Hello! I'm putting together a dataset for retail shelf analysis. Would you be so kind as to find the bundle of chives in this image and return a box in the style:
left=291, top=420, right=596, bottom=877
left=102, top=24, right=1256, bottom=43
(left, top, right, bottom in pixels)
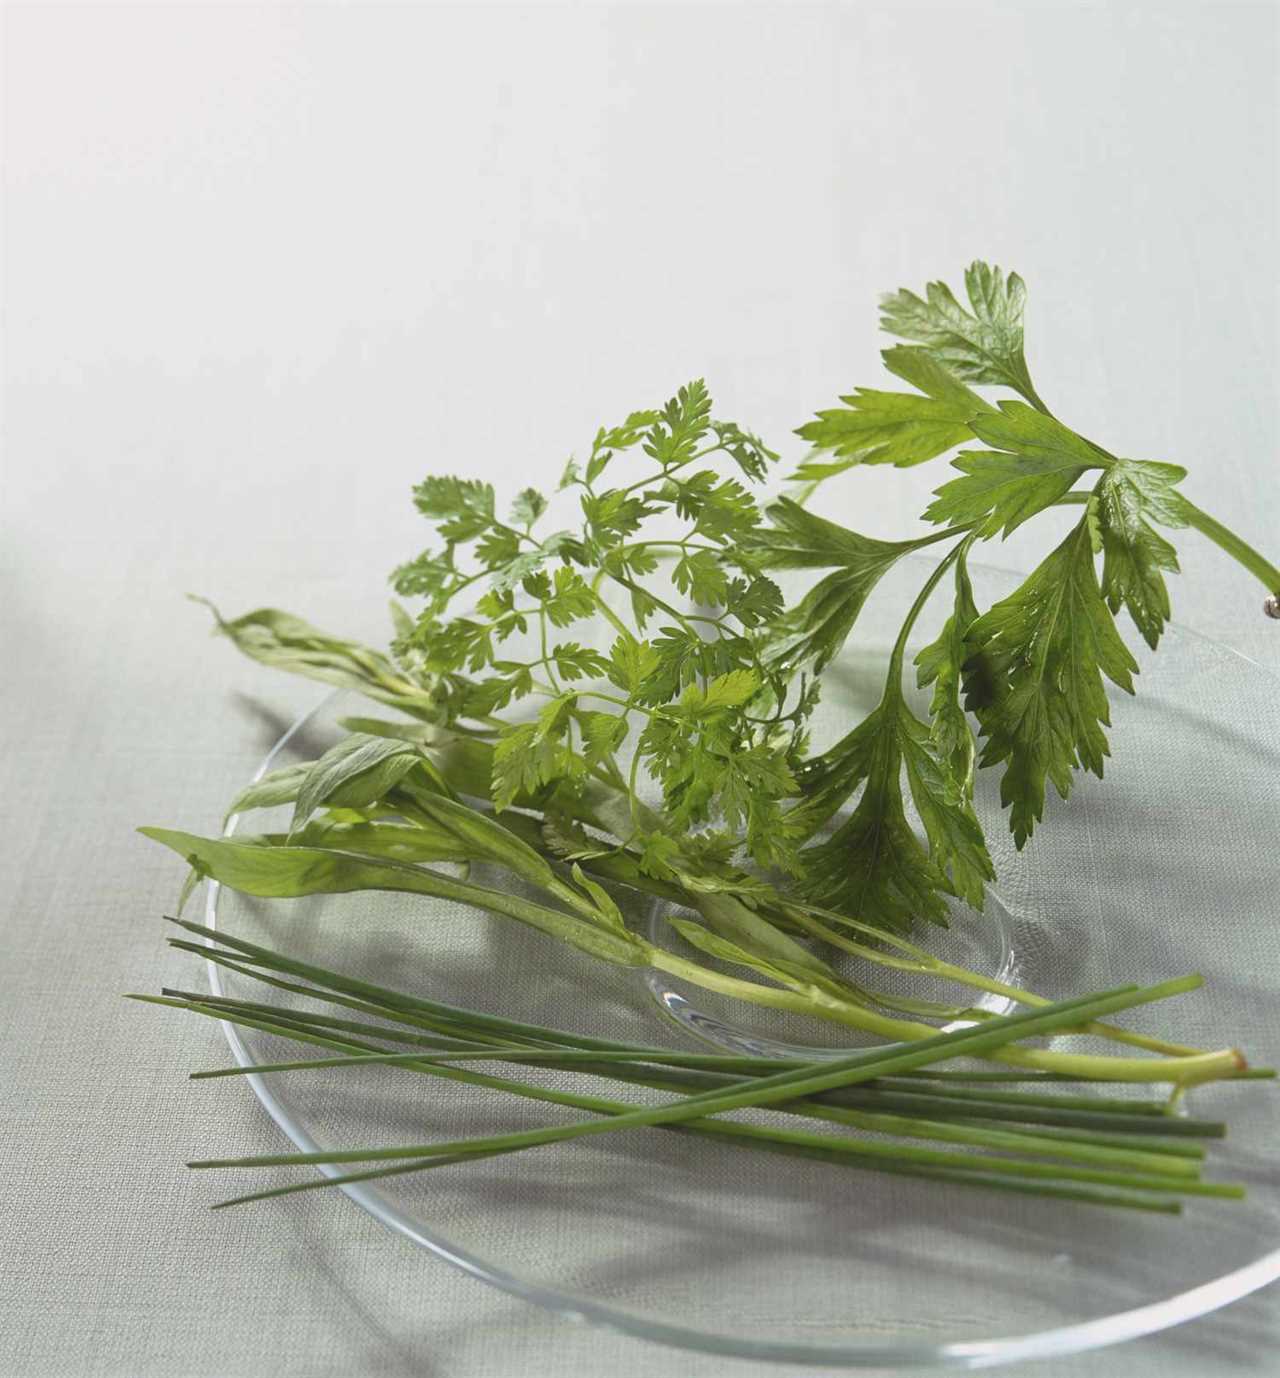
left=129, top=919, right=1261, bottom=1216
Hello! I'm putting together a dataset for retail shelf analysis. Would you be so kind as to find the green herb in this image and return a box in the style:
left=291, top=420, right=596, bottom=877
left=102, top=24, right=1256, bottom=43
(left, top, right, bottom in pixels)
left=133, top=922, right=1254, bottom=1214
left=140, top=263, right=1277, bottom=1191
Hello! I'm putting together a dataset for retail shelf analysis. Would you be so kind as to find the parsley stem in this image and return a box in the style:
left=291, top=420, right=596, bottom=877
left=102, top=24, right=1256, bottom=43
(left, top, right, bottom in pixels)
left=888, top=537, right=971, bottom=677
left=1179, top=497, right=1280, bottom=596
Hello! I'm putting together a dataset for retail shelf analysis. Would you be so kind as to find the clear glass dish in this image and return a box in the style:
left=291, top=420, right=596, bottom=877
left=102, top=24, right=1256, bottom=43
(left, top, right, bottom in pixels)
left=202, top=559, right=1280, bottom=1367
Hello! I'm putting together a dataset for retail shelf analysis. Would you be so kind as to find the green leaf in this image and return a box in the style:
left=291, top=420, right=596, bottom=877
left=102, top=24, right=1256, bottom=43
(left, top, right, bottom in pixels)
left=794, top=347, right=994, bottom=474
left=880, top=261, right=1037, bottom=400
left=925, top=403, right=1103, bottom=537
left=138, top=828, right=644, bottom=966
left=581, top=711, right=629, bottom=766
left=550, top=642, right=609, bottom=682
left=643, top=380, right=713, bottom=469
left=492, top=716, right=579, bottom=812
left=191, top=600, right=433, bottom=720
left=543, top=567, right=597, bottom=628
left=605, top=636, right=659, bottom=695
left=672, top=549, right=730, bottom=606
left=897, top=707, right=993, bottom=910
left=748, top=497, right=922, bottom=571
left=403, top=790, right=564, bottom=893
left=223, top=763, right=313, bottom=822
left=581, top=490, right=661, bottom=546
left=749, top=501, right=945, bottom=670
left=710, top=419, right=778, bottom=482
left=336, top=716, right=435, bottom=744
left=665, top=917, right=843, bottom=996
left=914, top=553, right=980, bottom=796
left=511, top=488, right=548, bottom=527
left=267, top=819, right=478, bottom=865
left=965, top=520, right=1139, bottom=847
left=724, top=576, right=784, bottom=628
left=289, top=734, right=428, bottom=836
left=570, top=863, right=627, bottom=933
left=474, top=528, right=522, bottom=568
left=412, top=476, right=496, bottom=542
left=1094, top=460, right=1187, bottom=649
left=682, top=668, right=759, bottom=713
left=792, top=689, right=990, bottom=933
left=390, top=549, right=454, bottom=603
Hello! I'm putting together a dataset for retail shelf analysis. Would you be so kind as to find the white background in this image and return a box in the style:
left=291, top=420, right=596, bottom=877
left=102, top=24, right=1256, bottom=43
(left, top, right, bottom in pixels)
left=3, top=3, right=1277, bottom=1376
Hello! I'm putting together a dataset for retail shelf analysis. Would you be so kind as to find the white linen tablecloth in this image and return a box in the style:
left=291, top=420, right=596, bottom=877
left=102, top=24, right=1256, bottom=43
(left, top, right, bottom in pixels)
left=3, top=4, right=1277, bottom=1375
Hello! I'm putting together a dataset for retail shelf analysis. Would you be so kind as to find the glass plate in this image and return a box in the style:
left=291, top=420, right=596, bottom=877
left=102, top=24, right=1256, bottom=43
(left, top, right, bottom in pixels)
left=202, top=559, right=1280, bottom=1368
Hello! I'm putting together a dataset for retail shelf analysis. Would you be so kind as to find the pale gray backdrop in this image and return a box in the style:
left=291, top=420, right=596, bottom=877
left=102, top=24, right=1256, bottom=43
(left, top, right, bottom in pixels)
left=2, top=2, right=1277, bottom=1376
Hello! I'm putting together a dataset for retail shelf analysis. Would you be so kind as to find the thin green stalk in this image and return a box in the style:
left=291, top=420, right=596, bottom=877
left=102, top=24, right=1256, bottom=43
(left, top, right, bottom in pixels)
left=209, top=1134, right=1185, bottom=1216
left=186, top=979, right=1210, bottom=1170
left=1180, top=496, right=1280, bottom=595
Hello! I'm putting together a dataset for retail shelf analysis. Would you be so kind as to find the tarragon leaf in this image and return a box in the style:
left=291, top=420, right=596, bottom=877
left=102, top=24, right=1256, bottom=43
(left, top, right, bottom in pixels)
left=139, top=827, right=644, bottom=966
left=191, top=600, right=433, bottom=720
left=222, top=762, right=313, bottom=823
left=880, top=260, right=1037, bottom=401
left=964, top=520, right=1139, bottom=846
left=289, top=734, right=430, bottom=837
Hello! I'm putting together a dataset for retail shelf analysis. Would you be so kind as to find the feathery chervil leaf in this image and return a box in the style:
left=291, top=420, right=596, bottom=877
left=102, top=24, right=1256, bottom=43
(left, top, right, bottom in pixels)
left=1094, top=459, right=1188, bottom=649
left=925, top=402, right=1103, bottom=537
left=964, top=520, right=1139, bottom=847
left=794, top=347, right=995, bottom=476
left=644, top=379, right=713, bottom=468
left=580, top=711, right=628, bottom=766
left=411, top=476, right=496, bottom=542
left=510, top=488, right=547, bottom=527
left=880, top=261, right=1037, bottom=401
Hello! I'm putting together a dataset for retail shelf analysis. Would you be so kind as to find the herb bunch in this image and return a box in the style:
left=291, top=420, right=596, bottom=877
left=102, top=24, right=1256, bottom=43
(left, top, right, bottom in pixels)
left=144, top=262, right=1279, bottom=1083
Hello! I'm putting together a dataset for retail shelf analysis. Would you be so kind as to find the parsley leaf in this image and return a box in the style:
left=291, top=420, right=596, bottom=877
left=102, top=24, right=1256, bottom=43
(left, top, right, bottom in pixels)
left=749, top=498, right=950, bottom=669
left=925, top=402, right=1103, bottom=537
left=794, top=346, right=995, bottom=477
left=1094, top=459, right=1188, bottom=648
left=794, top=686, right=989, bottom=931
left=964, top=519, right=1139, bottom=846
left=880, top=261, right=1039, bottom=402
left=914, top=550, right=980, bottom=795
